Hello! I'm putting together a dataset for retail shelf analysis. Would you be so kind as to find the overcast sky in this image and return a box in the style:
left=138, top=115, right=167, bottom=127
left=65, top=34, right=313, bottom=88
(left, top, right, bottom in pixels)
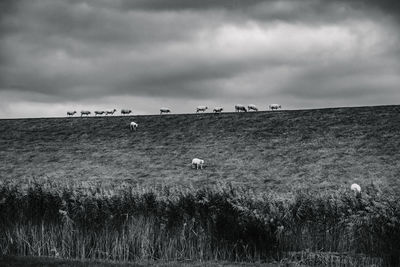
left=1, top=0, right=399, bottom=118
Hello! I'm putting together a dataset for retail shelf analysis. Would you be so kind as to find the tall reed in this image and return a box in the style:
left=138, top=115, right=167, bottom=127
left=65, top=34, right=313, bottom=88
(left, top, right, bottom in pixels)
left=0, top=179, right=399, bottom=265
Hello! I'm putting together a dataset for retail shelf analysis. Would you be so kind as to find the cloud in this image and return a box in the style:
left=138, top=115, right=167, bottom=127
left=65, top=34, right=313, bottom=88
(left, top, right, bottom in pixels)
left=0, top=0, right=399, bottom=118
left=113, top=0, right=400, bottom=24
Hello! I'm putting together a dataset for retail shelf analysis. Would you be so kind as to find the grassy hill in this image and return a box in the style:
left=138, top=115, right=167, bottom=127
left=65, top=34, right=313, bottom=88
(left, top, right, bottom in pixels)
left=1, top=105, right=400, bottom=193
left=2, top=105, right=400, bottom=265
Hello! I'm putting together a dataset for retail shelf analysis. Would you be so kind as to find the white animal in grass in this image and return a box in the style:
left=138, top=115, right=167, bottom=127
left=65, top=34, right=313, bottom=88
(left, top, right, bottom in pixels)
left=94, top=111, right=105, bottom=116
left=191, top=158, right=204, bottom=169
left=160, top=108, right=171, bottom=114
left=248, top=104, right=258, bottom=111
left=130, top=121, right=138, bottom=131
left=121, top=109, right=132, bottom=115
left=213, top=107, right=223, bottom=113
left=105, top=109, right=117, bottom=115
left=67, top=111, right=76, bottom=116
left=196, top=106, right=208, bottom=113
left=80, top=111, right=91, bottom=116
left=269, top=104, right=282, bottom=110
left=235, top=104, right=247, bottom=112
left=351, top=183, right=361, bottom=194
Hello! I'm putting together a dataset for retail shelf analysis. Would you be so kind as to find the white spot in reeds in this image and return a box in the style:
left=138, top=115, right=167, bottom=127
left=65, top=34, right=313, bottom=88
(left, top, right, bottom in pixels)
left=58, top=209, right=68, bottom=216
left=50, top=248, right=60, bottom=257
left=350, top=183, right=361, bottom=195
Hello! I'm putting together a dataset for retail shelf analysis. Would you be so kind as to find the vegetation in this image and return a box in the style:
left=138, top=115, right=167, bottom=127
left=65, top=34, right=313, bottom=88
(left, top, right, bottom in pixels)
left=1, top=105, right=400, bottom=193
left=1, top=105, right=400, bottom=265
left=0, top=179, right=399, bottom=266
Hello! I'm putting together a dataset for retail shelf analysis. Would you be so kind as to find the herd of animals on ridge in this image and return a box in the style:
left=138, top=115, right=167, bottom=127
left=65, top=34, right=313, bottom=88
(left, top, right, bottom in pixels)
left=66, top=104, right=282, bottom=117
left=65, top=102, right=362, bottom=193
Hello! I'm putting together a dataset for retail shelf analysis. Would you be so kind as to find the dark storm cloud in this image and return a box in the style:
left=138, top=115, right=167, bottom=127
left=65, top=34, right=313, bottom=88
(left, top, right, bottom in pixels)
left=0, top=0, right=400, bottom=118
left=116, top=0, right=400, bottom=22
left=116, top=0, right=400, bottom=14
left=281, top=60, right=400, bottom=100
left=337, top=0, right=400, bottom=20
left=116, top=0, right=266, bottom=11
left=0, top=0, right=20, bottom=24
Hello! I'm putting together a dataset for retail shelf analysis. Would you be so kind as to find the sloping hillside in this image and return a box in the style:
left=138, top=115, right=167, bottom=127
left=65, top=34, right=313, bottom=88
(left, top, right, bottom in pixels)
left=1, top=105, right=400, bottom=193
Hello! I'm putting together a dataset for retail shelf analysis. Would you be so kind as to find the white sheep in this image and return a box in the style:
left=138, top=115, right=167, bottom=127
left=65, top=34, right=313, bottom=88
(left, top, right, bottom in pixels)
left=269, top=104, right=282, bottom=110
left=67, top=111, right=76, bottom=116
left=213, top=107, right=223, bottom=113
left=350, top=183, right=361, bottom=194
left=80, top=111, right=91, bottom=116
left=248, top=104, right=258, bottom=111
left=130, top=121, right=138, bottom=131
left=105, top=109, right=117, bottom=115
left=191, top=158, right=204, bottom=169
left=196, top=106, right=208, bottom=113
left=94, top=111, right=105, bottom=116
left=160, top=108, right=171, bottom=114
left=121, top=109, right=132, bottom=115
left=235, top=104, right=247, bottom=112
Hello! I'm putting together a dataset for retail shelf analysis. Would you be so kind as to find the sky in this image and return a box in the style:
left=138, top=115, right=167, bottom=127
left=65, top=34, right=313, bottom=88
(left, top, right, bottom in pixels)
left=0, top=0, right=399, bottom=118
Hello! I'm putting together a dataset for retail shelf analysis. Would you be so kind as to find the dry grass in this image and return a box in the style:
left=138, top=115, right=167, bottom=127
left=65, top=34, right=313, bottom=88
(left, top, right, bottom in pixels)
left=1, top=105, right=400, bottom=266
left=1, top=105, right=400, bottom=193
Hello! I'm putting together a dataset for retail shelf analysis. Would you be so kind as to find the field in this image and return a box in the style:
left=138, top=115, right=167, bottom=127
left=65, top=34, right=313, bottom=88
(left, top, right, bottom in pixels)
left=1, top=105, right=400, bottom=266
left=1, top=105, right=400, bottom=192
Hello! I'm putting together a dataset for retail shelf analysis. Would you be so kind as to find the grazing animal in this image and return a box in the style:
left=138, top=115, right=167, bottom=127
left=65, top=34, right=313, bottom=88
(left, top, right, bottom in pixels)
left=196, top=106, right=208, bottom=113
left=248, top=104, right=258, bottom=111
left=67, top=111, right=76, bottom=116
left=80, top=111, right=91, bottom=116
left=351, top=183, right=361, bottom=194
left=235, top=104, right=247, bottom=112
left=121, top=109, right=132, bottom=115
left=130, top=121, right=138, bottom=131
left=269, top=104, right=282, bottom=110
left=94, top=111, right=105, bottom=116
left=213, top=107, right=223, bottom=113
left=160, top=108, right=171, bottom=115
left=105, top=109, right=117, bottom=115
left=191, top=158, right=204, bottom=169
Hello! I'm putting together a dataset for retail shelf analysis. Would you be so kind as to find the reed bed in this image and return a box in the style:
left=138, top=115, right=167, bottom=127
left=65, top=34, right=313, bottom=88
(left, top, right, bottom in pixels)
left=0, top=179, right=399, bottom=266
